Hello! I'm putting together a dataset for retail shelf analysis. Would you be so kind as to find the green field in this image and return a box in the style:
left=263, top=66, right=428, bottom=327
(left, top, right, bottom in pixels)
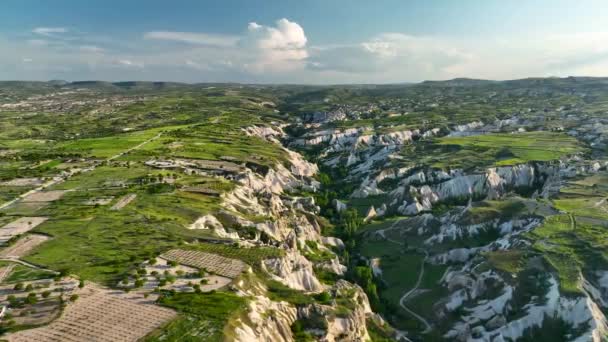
left=146, top=291, right=248, bottom=342
left=399, top=131, right=585, bottom=170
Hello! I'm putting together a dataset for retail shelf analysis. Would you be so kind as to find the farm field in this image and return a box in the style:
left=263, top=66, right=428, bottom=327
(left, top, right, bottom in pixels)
left=6, top=283, right=177, bottom=342
left=399, top=131, right=585, bottom=170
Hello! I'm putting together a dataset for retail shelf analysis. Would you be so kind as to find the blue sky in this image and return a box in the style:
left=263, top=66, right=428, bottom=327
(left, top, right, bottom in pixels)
left=2, top=0, right=608, bottom=83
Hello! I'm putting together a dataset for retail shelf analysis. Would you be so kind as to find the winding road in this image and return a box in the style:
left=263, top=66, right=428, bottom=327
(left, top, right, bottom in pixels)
left=398, top=249, right=432, bottom=334
left=376, top=218, right=433, bottom=334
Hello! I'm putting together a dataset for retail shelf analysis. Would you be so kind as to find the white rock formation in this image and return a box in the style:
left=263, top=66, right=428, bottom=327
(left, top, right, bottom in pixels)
left=263, top=250, right=324, bottom=293
left=232, top=296, right=297, bottom=342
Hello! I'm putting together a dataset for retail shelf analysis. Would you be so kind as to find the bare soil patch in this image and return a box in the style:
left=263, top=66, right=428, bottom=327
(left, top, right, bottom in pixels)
left=22, top=191, right=66, bottom=203
left=0, top=234, right=50, bottom=258
left=1, top=178, right=44, bottom=187
left=0, top=218, right=48, bottom=244
left=111, top=194, right=137, bottom=210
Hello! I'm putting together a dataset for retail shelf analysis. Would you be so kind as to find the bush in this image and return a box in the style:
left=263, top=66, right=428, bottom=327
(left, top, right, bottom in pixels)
left=26, top=293, right=37, bottom=305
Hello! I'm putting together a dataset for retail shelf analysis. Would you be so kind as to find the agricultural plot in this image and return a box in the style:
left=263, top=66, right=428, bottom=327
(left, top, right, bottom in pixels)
left=5, top=297, right=62, bottom=328
left=0, top=202, right=49, bottom=216
left=22, top=190, right=66, bottom=203
left=126, top=121, right=289, bottom=167
left=0, top=234, right=50, bottom=258
left=110, top=194, right=137, bottom=210
left=0, top=217, right=47, bottom=244
left=130, top=257, right=231, bottom=293
left=400, top=131, right=585, bottom=170
left=3, top=264, right=56, bottom=283
left=1, top=178, right=43, bottom=187
left=0, top=277, right=78, bottom=330
left=6, top=283, right=177, bottom=342
left=84, top=196, right=114, bottom=206
left=161, top=249, right=249, bottom=278
left=54, top=126, right=171, bottom=159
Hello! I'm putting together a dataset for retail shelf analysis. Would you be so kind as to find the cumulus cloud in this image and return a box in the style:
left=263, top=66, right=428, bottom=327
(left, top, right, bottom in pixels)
left=243, top=18, right=308, bottom=73
left=7, top=22, right=608, bottom=83
left=144, top=31, right=239, bottom=47
left=32, top=27, right=68, bottom=36
left=143, top=18, right=309, bottom=74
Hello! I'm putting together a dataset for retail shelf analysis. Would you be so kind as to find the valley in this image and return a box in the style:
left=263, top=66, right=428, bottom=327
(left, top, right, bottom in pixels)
left=0, top=78, right=608, bottom=341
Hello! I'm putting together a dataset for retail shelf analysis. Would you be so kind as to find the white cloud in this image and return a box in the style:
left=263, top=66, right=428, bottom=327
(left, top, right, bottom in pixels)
left=6, top=22, right=608, bottom=83
left=80, top=45, right=105, bottom=53
left=32, top=27, right=68, bottom=36
left=115, top=59, right=144, bottom=68
left=307, top=33, right=472, bottom=82
left=144, top=18, right=309, bottom=74
left=144, top=31, right=239, bottom=47
left=243, top=18, right=308, bottom=73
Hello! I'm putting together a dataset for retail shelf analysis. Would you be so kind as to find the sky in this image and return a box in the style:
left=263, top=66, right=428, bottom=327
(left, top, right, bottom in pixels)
left=2, top=0, right=608, bottom=84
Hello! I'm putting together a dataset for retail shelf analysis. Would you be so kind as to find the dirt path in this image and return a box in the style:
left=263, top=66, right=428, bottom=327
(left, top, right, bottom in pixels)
left=0, top=264, right=15, bottom=283
left=398, top=249, right=432, bottom=334
left=106, top=132, right=162, bottom=162
left=0, top=132, right=162, bottom=211
left=569, top=213, right=576, bottom=230
left=378, top=221, right=433, bottom=334
left=0, top=258, right=58, bottom=274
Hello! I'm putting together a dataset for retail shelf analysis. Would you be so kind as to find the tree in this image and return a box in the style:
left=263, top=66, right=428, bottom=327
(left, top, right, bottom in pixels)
left=26, top=293, right=37, bottom=305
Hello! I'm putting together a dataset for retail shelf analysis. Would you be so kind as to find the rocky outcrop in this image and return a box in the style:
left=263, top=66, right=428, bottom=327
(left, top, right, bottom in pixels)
left=263, top=249, right=324, bottom=293
left=297, top=280, right=372, bottom=342
left=227, top=125, right=374, bottom=340
left=445, top=276, right=608, bottom=342
left=232, top=296, right=297, bottom=342
left=188, top=214, right=239, bottom=239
